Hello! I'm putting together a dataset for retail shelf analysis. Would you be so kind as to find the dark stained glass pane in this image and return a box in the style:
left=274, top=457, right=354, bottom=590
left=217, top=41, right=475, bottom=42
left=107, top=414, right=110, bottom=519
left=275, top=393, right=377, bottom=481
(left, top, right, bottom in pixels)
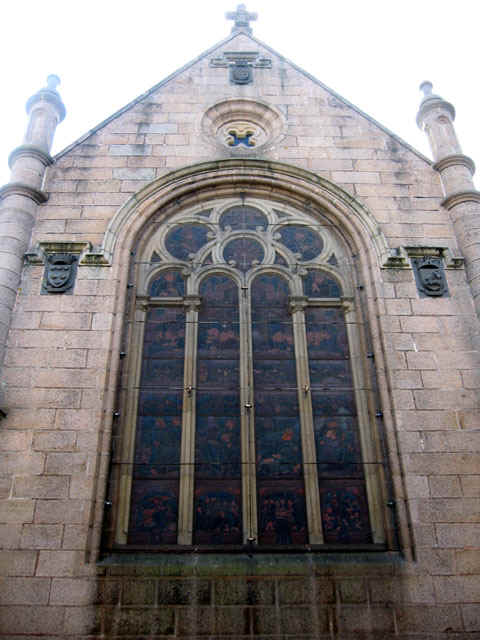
left=314, top=416, right=362, bottom=477
left=200, top=274, right=239, bottom=305
left=143, top=307, right=185, bottom=358
left=311, top=392, right=356, bottom=417
left=304, top=270, right=341, bottom=298
left=251, top=273, right=307, bottom=545
left=128, top=305, right=185, bottom=545
left=274, top=252, right=288, bottom=267
left=194, top=482, right=242, bottom=544
left=220, top=205, right=268, bottom=231
left=197, top=359, right=239, bottom=389
left=141, top=359, right=184, bottom=388
left=251, top=273, right=290, bottom=308
left=258, top=482, right=307, bottom=545
left=308, top=360, right=353, bottom=388
left=194, top=275, right=242, bottom=544
left=278, top=225, right=324, bottom=260
left=165, top=223, right=210, bottom=260
left=133, top=416, right=181, bottom=478
left=196, top=391, right=241, bottom=417
left=128, top=480, right=179, bottom=545
left=306, top=305, right=372, bottom=542
left=149, top=269, right=185, bottom=297
left=256, top=417, right=302, bottom=477
left=320, top=481, right=372, bottom=544
left=196, top=416, right=241, bottom=478
left=304, top=308, right=349, bottom=359
left=224, top=237, right=264, bottom=272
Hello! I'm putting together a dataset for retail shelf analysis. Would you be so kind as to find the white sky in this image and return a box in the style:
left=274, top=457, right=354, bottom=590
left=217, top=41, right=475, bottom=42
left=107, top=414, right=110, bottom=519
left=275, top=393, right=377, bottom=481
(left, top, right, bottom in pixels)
left=1, top=0, right=478, bottom=186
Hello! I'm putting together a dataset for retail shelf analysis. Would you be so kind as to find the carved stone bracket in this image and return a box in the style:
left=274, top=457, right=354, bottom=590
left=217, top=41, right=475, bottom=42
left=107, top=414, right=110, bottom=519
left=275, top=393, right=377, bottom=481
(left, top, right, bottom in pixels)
left=381, top=245, right=464, bottom=270
left=24, top=241, right=112, bottom=296
left=25, top=241, right=110, bottom=267
left=210, top=51, right=272, bottom=85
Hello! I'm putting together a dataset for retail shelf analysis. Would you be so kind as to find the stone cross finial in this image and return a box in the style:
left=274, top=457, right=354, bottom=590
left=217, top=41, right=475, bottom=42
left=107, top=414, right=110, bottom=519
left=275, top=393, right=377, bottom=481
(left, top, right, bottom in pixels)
left=226, top=4, right=257, bottom=35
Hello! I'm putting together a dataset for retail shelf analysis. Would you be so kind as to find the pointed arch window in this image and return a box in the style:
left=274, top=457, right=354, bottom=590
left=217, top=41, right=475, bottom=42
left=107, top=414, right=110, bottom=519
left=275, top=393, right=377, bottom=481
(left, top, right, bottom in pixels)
left=110, top=199, right=387, bottom=548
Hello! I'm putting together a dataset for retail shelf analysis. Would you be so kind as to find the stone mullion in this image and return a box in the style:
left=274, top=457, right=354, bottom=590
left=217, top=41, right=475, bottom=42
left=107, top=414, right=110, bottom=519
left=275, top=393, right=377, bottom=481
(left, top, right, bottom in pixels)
left=177, top=297, right=201, bottom=545
left=115, top=300, right=147, bottom=544
left=344, top=303, right=386, bottom=543
left=241, top=287, right=257, bottom=543
left=290, top=297, right=324, bottom=545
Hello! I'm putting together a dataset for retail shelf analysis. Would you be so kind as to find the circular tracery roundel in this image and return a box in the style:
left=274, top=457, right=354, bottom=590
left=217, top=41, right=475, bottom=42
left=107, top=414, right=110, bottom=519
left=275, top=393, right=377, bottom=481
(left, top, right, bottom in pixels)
left=141, top=199, right=349, bottom=298
left=220, top=205, right=268, bottom=231
left=165, top=223, right=210, bottom=260
left=200, top=99, right=287, bottom=153
left=224, top=237, right=264, bottom=272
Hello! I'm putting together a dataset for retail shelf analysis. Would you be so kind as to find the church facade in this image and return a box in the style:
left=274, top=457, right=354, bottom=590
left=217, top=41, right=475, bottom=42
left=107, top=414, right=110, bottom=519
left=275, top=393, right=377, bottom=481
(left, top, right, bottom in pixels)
left=0, top=6, right=479, bottom=638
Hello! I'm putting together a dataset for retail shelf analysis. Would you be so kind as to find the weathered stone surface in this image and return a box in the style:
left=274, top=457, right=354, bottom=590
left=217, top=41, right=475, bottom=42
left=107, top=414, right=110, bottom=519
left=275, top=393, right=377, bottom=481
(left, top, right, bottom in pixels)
left=0, top=20, right=478, bottom=640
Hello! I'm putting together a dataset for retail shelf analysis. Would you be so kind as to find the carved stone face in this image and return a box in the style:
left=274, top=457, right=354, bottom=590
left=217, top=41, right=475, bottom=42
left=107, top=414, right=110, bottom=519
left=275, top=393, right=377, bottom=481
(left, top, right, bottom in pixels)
left=418, top=264, right=442, bottom=293
left=413, top=257, right=447, bottom=297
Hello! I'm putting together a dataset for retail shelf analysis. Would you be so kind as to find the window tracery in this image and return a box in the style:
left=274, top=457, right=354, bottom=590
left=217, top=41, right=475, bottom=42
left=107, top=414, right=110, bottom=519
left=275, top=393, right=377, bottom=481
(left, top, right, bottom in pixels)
left=112, top=198, right=386, bottom=548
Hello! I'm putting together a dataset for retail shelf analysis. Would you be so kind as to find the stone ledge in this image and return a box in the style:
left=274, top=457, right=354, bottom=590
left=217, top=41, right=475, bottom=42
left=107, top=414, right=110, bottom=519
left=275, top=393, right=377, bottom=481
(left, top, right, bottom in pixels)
left=98, top=550, right=400, bottom=577
left=433, top=154, right=475, bottom=176
left=8, top=145, right=54, bottom=170
left=0, top=182, right=48, bottom=205
left=382, top=246, right=464, bottom=269
left=442, top=190, right=480, bottom=210
left=25, top=241, right=110, bottom=267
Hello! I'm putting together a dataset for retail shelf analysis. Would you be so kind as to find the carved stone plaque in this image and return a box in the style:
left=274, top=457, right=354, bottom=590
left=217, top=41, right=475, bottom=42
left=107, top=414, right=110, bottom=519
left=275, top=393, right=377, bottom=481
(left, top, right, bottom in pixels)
left=412, top=257, right=448, bottom=297
left=42, top=253, right=78, bottom=294
left=230, top=60, right=253, bottom=85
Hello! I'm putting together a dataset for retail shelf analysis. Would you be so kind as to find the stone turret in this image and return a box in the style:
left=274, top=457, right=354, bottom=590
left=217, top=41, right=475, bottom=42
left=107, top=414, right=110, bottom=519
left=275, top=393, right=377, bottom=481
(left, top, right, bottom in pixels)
left=0, top=75, right=65, bottom=372
left=417, top=81, right=480, bottom=317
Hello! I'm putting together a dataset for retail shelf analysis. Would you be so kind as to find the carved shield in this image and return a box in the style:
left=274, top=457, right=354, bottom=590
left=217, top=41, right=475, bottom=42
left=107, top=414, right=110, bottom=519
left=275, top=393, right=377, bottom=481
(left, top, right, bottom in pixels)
left=230, top=61, right=252, bottom=85
left=43, top=254, right=78, bottom=294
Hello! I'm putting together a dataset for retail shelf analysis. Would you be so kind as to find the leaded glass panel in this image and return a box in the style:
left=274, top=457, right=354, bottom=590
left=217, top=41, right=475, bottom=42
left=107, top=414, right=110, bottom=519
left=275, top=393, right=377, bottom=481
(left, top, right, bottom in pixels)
left=194, top=275, right=242, bottom=544
left=252, top=273, right=307, bottom=545
left=118, top=198, right=383, bottom=549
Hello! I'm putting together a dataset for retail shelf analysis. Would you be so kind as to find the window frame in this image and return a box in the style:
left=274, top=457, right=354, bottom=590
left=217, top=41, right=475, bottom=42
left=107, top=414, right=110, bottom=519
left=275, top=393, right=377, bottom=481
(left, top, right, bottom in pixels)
left=109, top=197, right=388, bottom=549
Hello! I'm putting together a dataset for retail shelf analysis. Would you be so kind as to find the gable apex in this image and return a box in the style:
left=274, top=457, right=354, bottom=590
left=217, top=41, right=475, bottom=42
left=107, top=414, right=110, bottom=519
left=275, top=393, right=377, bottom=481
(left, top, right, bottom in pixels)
left=54, top=28, right=430, bottom=164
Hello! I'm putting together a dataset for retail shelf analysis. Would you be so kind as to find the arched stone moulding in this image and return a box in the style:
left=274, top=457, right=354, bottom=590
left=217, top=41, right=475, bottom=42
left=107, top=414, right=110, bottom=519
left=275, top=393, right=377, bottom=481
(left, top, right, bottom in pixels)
left=87, top=159, right=414, bottom=560
left=99, top=159, right=391, bottom=271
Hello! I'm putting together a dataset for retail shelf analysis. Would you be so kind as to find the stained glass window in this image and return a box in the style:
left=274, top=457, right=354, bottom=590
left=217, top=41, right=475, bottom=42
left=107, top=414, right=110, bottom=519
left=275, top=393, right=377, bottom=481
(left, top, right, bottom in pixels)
left=220, top=205, right=268, bottom=231
left=278, top=225, right=324, bottom=260
left=223, top=237, right=264, bottom=272
left=194, top=275, right=242, bottom=544
left=128, top=307, right=185, bottom=545
left=148, top=269, right=185, bottom=297
left=114, top=199, right=383, bottom=549
left=252, top=274, right=307, bottom=544
left=165, top=223, right=209, bottom=260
